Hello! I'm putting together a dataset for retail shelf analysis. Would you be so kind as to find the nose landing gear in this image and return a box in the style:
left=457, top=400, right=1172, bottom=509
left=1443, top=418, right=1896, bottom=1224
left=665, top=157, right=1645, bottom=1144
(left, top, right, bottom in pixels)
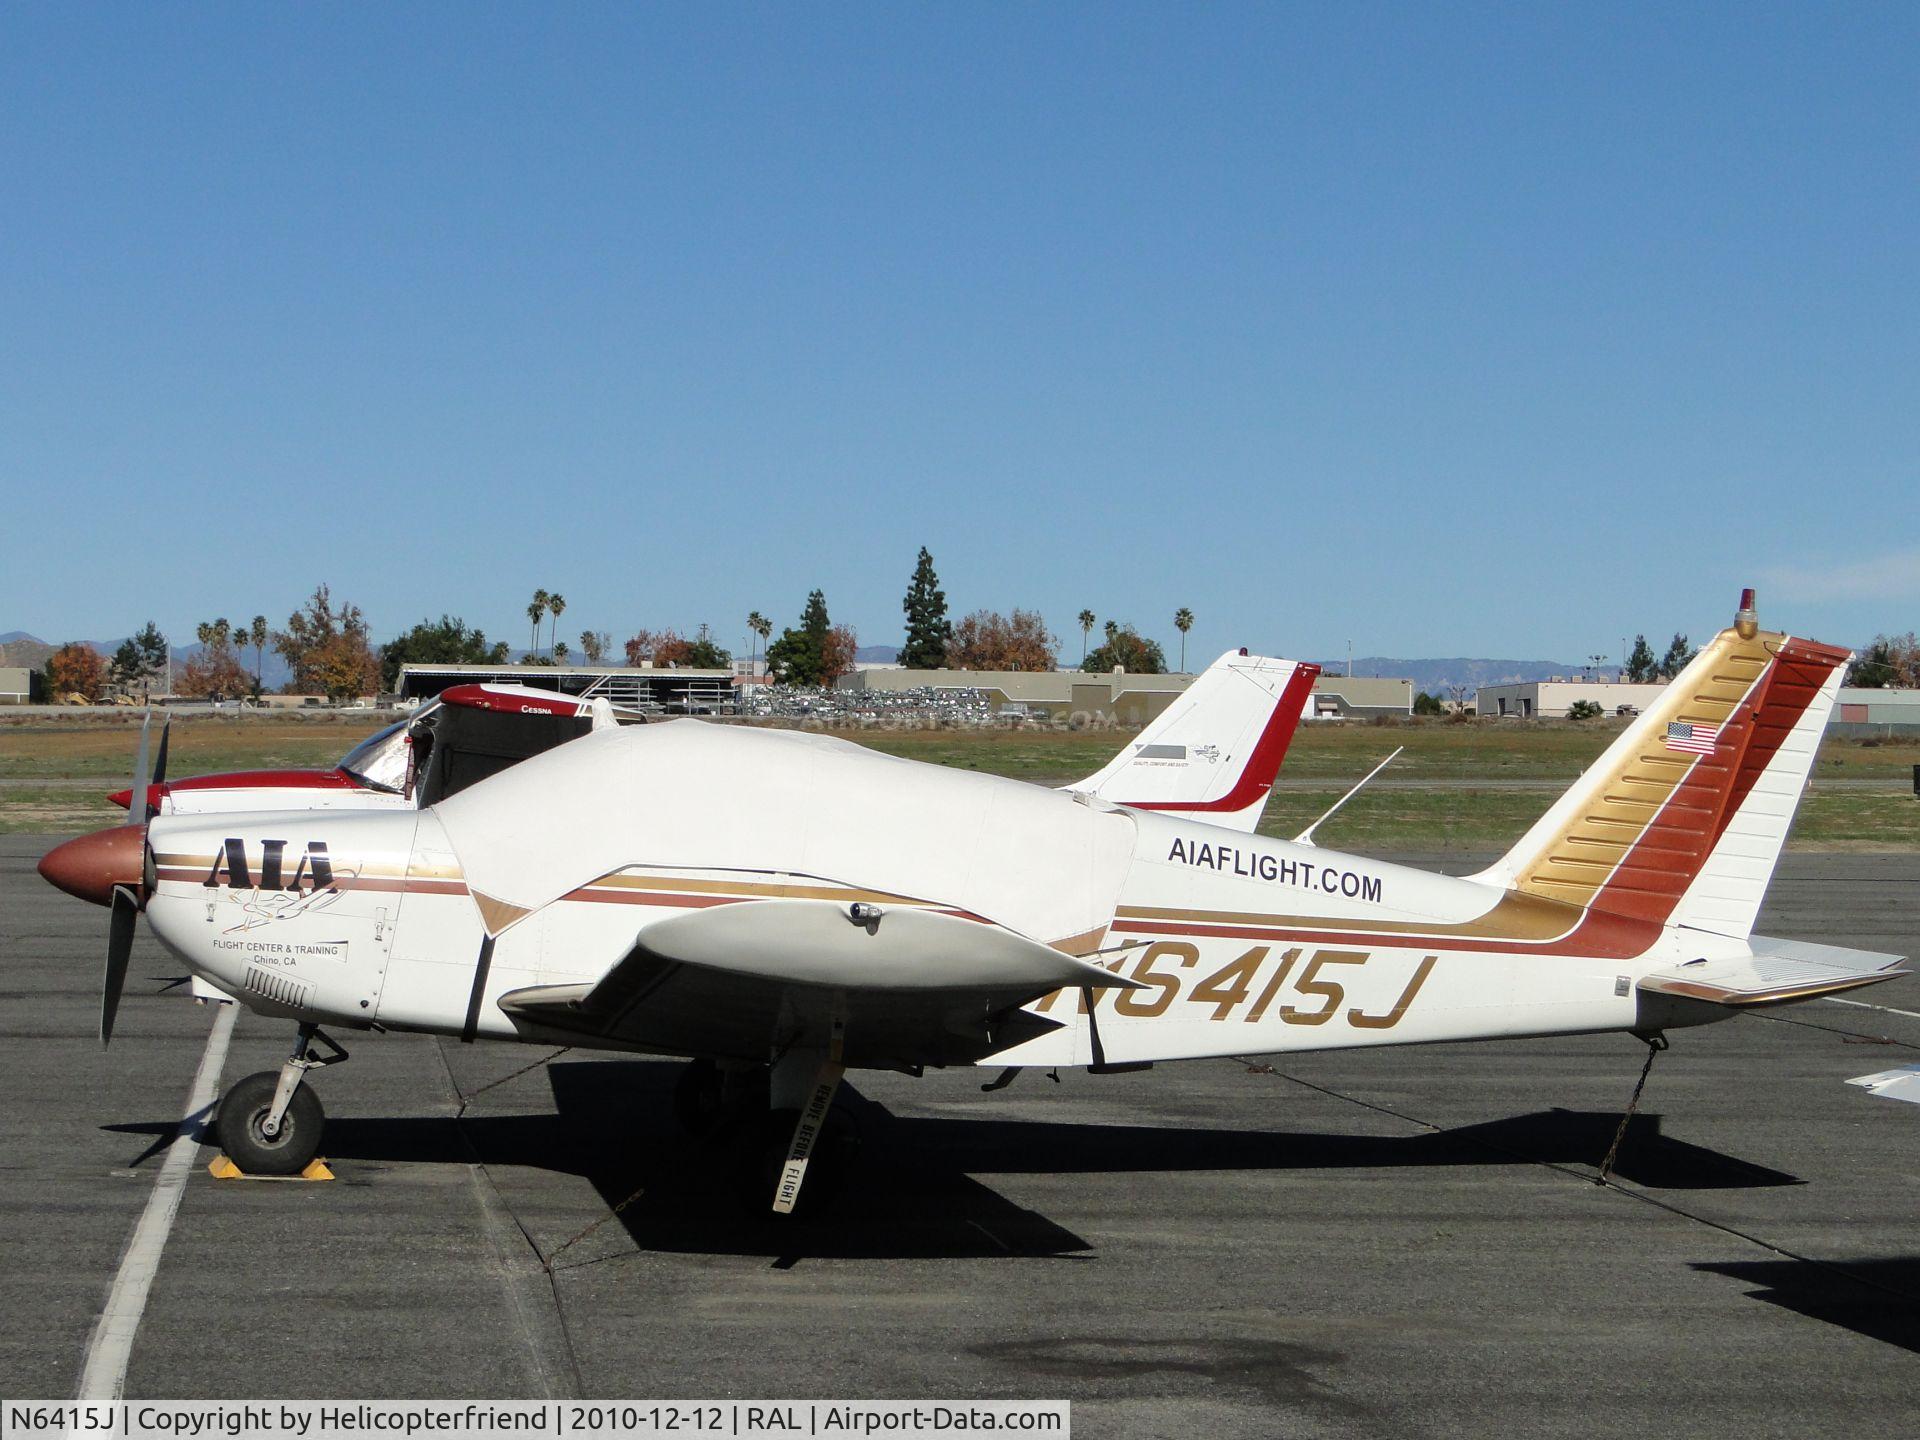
left=214, top=1023, right=348, bottom=1176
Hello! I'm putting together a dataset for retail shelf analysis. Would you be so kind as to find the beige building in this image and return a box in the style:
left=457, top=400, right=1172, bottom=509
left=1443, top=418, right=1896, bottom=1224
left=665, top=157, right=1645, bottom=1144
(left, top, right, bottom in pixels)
left=1308, top=676, right=1415, bottom=718
left=0, top=667, right=30, bottom=704
left=838, top=667, right=1415, bottom=723
left=837, top=666, right=1190, bottom=723
left=1474, top=679, right=1667, bottom=719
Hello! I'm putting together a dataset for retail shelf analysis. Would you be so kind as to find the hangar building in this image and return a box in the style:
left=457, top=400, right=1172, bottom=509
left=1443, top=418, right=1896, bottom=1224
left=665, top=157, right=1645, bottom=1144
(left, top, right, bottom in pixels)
left=394, top=662, right=735, bottom=715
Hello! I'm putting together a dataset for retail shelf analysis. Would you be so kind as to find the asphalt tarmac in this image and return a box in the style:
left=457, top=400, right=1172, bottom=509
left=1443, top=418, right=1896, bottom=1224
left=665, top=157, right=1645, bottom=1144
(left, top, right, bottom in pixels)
left=2, top=836, right=1915, bottom=1437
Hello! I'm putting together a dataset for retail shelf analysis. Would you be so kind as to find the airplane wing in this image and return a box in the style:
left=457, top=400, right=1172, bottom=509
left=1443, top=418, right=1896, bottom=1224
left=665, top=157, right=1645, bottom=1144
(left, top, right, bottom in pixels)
left=1847, top=1065, right=1920, bottom=1105
left=497, top=898, right=1140, bottom=1069
left=1065, top=651, right=1318, bottom=832
left=1638, top=935, right=1908, bottom=1007
left=438, top=682, right=640, bottom=729
left=413, top=685, right=645, bottom=804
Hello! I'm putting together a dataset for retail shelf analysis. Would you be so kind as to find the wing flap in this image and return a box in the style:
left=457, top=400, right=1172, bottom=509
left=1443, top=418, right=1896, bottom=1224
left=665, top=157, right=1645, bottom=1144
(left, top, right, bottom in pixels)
left=1639, top=935, right=1908, bottom=1007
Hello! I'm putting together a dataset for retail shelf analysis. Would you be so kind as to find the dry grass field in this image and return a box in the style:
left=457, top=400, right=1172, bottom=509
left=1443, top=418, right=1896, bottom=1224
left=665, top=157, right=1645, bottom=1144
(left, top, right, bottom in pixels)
left=2, top=709, right=1915, bottom=848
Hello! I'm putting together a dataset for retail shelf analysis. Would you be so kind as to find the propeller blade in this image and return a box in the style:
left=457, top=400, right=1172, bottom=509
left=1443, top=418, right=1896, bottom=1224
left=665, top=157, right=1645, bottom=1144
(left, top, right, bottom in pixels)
left=147, top=719, right=172, bottom=821
left=103, top=884, right=138, bottom=1045
left=130, top=710, right=152, bottom=824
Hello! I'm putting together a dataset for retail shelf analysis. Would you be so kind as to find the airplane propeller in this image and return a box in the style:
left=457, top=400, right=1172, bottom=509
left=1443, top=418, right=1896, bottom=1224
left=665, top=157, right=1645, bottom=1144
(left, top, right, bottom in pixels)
left=99, top=710, right=169, bottom=1045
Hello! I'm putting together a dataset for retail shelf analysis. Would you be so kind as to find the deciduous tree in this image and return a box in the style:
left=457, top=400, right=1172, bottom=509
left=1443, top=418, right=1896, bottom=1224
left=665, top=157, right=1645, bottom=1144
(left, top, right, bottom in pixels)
left=823, top=623, right=859, bottom=684
left=945, top=609, right=1057, bottom=672
left=46, top=642, right=105, bottom=701
left=379, top=616, right=510, bottom=691
left=1849, top=632, right=1920, bottom=688
left=579, top=631, right=611, bottom=666
left=682, top=624, right=732, bottom=670
left=180, top=618, right=247, bottom=697
left=1083, top=624, right=1166, bottom=675
left=274, top=585, right=379, bottom=700
left=626, top=629, right=686, bottom=666
left=766, top=591, right=833, bottom=685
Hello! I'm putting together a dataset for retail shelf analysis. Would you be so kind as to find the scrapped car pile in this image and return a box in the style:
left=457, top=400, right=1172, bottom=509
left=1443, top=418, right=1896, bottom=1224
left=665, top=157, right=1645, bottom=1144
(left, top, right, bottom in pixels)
left=744, top=684, right=1000, bottom=727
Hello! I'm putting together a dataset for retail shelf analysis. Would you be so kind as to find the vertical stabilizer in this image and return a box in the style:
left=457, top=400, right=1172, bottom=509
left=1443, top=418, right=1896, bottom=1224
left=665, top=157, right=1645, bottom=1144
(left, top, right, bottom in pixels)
left=1067, top=651, right=1318, bottom=832
left=1473, top=591, right=1849, bottom=936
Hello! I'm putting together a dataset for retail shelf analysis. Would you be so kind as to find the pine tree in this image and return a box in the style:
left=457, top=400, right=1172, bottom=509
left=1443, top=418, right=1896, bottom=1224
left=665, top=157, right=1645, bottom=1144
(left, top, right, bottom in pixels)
left=1657, top=633, right=1697, bottom=680
left=1624, top=634, right=1658, bottom=683
left=899, top=547, right=951, bottom=669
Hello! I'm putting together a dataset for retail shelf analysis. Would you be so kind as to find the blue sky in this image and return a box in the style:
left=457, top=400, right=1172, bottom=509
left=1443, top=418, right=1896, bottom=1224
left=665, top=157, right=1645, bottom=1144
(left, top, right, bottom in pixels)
left=3, top=4, right=1915, bottom=666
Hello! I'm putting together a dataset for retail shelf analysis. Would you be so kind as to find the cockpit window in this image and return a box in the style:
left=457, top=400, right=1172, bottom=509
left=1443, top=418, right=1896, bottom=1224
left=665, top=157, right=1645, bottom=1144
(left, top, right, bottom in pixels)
left=337, top=719, right=414, bottom=794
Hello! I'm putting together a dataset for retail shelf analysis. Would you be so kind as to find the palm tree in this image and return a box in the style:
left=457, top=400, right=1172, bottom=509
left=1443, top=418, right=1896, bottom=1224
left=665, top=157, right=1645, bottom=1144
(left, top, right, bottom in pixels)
left=249, top=615, right=268, bottom=690
left=1077, top=609, right=1096, bottom=665
left=547, top=593, right=566, bottom=657
left=528, top=590, right=549, bottom=660
left=1174, top=608, right=1194, bottom=672
left=748, top=610, right=771, bottom=674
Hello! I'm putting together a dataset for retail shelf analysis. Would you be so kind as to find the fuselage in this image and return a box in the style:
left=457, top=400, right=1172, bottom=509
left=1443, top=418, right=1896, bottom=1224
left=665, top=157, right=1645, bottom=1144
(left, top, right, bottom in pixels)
left=141, top=767, right=1739, bottom=1070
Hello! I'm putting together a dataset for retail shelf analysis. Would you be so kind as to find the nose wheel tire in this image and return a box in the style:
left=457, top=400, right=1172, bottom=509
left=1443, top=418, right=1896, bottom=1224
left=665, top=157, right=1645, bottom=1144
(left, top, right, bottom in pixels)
left=214, top=1070, right=325, bottom=1176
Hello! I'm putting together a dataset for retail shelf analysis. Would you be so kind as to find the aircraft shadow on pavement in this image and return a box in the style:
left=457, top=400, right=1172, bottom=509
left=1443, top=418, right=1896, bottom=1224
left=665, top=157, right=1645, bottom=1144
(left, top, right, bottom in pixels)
left=101, top=1063, right=1800, bottom=1261
left=1693, top=1256, right=1920, bottom=1355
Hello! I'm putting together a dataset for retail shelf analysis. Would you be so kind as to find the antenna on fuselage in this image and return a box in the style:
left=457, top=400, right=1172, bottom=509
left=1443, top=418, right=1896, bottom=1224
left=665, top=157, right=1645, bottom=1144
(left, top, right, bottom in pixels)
left=1294, top=747, right=1403, bottom=848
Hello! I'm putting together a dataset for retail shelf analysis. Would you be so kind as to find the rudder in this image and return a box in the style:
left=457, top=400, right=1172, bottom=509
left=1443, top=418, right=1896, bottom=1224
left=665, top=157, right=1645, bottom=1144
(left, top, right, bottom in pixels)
left=1474, top=591, right=1849, bottom=936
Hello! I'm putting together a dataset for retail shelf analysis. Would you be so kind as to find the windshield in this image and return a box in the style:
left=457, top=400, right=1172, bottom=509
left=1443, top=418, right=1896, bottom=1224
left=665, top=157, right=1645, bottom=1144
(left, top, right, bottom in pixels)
left=337, top=719, right=413, bottom=794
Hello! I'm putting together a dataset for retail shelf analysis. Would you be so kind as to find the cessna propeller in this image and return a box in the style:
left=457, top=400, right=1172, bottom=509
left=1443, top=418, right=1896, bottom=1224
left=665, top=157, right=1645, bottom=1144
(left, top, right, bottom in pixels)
left=39, top=711, right=169, bottom=1044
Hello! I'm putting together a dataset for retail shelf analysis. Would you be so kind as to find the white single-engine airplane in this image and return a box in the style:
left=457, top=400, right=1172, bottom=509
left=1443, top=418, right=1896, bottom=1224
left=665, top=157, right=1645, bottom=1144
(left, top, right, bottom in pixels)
left=40, top=596, right=1903, bottom=1214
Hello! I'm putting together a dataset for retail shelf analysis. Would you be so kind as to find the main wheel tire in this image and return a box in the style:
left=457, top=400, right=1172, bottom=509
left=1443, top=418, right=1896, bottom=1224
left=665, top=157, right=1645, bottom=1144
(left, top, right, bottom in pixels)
left=215, top=1070, right=325, bottom=1176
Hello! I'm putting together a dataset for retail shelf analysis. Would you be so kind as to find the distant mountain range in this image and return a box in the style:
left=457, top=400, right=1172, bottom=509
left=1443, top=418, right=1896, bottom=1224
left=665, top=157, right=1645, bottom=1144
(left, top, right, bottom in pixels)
left=1313, top=658, right=1598, bottom=695
left=838, top=641, right=1597, bottom=694
left=0, top=631, right=292, bottom=688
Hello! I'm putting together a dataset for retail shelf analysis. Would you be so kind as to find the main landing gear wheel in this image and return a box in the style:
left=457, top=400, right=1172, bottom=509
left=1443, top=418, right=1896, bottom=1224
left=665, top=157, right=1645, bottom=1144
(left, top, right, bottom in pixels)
left=215, top=1071, right=325, bottom=1176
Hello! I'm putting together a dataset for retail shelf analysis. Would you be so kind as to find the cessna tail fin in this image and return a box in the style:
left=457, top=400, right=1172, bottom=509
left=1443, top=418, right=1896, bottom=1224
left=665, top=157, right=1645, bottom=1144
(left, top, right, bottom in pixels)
left=1473, top=590, right=1850, bottom=938
left=1067, top=651, right=1318, bottom=832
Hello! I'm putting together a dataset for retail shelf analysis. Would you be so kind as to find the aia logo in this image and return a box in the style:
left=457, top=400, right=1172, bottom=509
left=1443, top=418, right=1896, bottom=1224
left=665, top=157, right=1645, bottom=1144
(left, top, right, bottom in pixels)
left=203, top=839, right=336, bottom=893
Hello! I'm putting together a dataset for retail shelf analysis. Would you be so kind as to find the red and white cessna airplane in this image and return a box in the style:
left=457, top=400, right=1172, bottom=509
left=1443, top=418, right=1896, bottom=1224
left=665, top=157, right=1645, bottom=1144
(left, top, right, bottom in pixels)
left=41, top=597, right=1902, bottom=1215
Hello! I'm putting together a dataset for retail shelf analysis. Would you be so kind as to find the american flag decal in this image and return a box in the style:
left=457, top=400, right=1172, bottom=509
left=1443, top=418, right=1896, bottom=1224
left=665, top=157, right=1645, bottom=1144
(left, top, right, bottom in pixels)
left=1665, top=721, right=1720, bottom=755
